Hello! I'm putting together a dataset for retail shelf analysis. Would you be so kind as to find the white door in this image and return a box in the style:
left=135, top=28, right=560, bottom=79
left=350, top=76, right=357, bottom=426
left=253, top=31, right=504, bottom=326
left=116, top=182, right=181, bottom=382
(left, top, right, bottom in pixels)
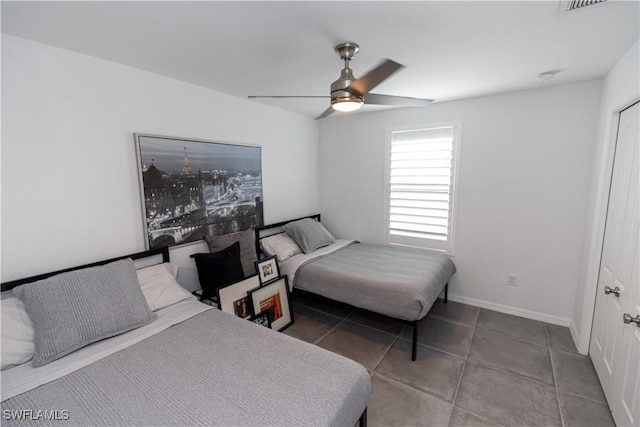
left=590, top=101, right=639, bottom=427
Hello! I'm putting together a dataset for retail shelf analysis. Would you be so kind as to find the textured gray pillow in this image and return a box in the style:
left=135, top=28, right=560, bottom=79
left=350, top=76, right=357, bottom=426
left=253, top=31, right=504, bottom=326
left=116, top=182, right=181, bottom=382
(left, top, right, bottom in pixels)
left=205, top=228, right=257, bottom=277
left=13, top=259, right=156, bottom=367
left=283, top=218, right=335, bottom=254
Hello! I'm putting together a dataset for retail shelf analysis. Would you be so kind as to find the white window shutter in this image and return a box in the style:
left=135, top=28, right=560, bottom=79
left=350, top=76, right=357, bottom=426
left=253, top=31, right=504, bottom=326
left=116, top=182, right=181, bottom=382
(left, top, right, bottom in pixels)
left=385, top=125, right=459, bottom=252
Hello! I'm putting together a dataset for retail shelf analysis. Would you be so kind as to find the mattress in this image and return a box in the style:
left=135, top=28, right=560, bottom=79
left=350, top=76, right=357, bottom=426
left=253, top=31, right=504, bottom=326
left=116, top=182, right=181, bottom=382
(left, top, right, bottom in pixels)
left=284, top=241, right=456, bottom=321
left=1, top=301, right=370, bottom=426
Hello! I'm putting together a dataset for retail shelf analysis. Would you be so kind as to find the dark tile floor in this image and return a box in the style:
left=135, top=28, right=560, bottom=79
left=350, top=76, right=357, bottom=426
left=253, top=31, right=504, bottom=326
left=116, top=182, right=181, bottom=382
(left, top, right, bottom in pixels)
left=283, top=292, right=615, bottom=427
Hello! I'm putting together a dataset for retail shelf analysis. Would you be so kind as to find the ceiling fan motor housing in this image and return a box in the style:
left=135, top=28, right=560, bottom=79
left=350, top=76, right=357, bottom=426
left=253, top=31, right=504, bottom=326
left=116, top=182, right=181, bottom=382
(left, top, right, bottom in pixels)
left=330, top=42, right=364, bottom=104
left=331, top=67, right=364, bottom=102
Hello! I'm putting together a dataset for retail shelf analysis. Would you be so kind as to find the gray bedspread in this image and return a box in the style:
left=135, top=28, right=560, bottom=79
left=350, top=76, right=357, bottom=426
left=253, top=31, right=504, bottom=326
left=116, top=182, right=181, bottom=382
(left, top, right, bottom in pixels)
left=295, top=243, right=456, bottom=321
left=1, top=309, right=370, bottom=426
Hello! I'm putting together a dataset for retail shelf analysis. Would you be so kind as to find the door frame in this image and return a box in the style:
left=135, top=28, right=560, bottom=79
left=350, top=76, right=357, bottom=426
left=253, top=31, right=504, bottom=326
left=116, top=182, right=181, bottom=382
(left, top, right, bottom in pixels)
left=576, top=96, right=640, bottom=354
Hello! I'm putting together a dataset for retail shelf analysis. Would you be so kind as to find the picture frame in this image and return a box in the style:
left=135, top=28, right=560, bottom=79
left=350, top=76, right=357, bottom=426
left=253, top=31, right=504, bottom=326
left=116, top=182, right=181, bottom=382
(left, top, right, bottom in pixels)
left=216, top=275, right=260, bottom=319
left=248, top=276, right=294, bottom=332
left=255, top=255, right=280, bottom=284
left=134, top=134, right=264, bottom=250
left=249, top=310, right=272, bottom=329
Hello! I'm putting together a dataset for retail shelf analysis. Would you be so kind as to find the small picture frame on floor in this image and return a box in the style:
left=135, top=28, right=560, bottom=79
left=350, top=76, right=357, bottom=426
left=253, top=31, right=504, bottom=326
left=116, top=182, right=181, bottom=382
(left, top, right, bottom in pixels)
left=255, top=255, right=280, bottom=284
left=249, top=310, right=272, bottom=329
left=217, top=275, right=260, bottom=319
left=248, top=276, right=293, bottom=331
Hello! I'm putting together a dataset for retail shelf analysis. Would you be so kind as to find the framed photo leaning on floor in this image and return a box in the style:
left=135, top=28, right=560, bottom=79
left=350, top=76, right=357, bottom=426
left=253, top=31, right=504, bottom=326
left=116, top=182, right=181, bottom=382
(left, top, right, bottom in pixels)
left=249, top=310, right=272, bottom=329
left=248, top=276, right=293, bottom=331
left=255, top=255, right=280, bottom=284
left=217, top=275, right=260, bottom=319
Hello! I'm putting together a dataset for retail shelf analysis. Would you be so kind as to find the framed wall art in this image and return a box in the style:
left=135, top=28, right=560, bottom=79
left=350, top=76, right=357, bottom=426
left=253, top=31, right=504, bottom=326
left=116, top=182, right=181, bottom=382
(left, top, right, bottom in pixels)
left=135, top=134, right=263, bottom=249
left=255, top=255, right=280, bottom=284
left=217, top=275, right=261, bottom=319
left=249, top=310, right=272, bottom=329
left=248, top=276, right=293, bottom=331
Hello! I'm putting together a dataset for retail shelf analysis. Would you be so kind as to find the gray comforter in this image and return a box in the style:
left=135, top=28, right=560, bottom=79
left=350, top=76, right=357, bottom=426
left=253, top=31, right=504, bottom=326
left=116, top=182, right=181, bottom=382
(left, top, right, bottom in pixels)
left=295, top=243, right=456, bottom=321
left=1, top=309, right=370, bottom=426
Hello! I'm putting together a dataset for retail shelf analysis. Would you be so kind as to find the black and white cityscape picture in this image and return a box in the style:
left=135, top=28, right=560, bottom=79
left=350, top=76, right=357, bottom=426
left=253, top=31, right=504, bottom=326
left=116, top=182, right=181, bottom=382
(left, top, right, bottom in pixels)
left=135, top=134, right=263, bottom=249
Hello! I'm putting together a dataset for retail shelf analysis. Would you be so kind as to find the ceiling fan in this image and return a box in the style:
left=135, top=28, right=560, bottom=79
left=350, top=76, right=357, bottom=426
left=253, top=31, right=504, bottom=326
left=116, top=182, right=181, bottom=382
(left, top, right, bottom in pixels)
left=248, top=42, right=433, bottom=119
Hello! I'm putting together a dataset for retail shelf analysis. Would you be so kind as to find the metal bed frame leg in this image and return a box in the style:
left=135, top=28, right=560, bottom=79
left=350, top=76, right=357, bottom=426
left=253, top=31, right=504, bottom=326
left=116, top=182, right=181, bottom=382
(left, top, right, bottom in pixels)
left=411, top=283, right=448, bottom=361
left=359, top=407, right=367, bottom=427
left=411, top=283, right=449, bottom=362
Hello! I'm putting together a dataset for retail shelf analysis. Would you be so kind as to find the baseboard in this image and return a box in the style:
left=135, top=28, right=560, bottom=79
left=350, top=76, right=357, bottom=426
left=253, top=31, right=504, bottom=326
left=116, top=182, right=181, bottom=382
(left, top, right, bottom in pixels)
left=447, top=293, right=572, bottom=327
left=569, top=320, right=589, bottom=355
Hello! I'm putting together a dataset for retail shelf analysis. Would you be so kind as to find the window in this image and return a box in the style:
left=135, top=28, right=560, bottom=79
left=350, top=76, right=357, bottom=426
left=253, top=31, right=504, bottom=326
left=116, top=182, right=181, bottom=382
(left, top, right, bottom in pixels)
left=384, top=123, right=460, bottom=253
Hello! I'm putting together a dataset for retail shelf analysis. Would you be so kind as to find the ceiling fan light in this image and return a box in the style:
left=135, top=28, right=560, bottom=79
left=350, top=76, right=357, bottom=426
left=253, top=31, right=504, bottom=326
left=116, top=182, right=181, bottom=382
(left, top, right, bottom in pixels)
left=331, top=95, right=364, bottom=112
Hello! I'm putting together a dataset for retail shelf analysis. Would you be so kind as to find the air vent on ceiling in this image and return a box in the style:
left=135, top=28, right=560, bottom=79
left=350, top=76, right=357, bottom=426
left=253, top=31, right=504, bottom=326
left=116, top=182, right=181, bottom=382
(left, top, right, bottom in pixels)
left=559, top=0, right=608, bottom=14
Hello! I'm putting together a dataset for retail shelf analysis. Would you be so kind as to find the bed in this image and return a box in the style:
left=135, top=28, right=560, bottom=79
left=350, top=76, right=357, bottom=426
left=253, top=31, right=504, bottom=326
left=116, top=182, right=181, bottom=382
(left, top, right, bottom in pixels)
left=255, top=215, right=456, bottom=361
left=0, top=247, right=370, bottom=426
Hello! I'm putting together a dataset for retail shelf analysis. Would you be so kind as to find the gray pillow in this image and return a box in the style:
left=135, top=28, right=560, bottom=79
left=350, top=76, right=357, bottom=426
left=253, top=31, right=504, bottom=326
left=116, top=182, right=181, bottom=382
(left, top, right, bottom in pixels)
left=13, top=259, right=156, bottom=367
left=205, top=229, right=257, bottom=277
left=283, top=218, right=335, bottom=254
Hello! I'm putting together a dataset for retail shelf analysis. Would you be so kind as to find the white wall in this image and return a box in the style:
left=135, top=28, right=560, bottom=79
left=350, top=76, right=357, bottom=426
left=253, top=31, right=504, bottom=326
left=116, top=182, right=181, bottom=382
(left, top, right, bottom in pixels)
left=572, top=40, right=640, bottom=354
left=319, top=80, right=602, bottom=325
left=1, top=35, right=320, bottom=289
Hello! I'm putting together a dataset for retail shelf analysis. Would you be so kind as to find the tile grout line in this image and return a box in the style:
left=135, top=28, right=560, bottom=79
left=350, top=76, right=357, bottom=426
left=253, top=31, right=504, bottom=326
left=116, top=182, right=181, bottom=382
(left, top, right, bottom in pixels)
left=449, top=309, right=509, bottom=427
left=345, top=314, right=407, bottom=339
left=546, top=337, right=611, bottom=407
left=308, top=300, right=570, bottom=427
left=474, top=325, right=550, bottom=349
left=564, top=390, right=613, bottom=406
left=370, top=333, right=400, bottom=372
left=394, top=335, right=467, bottom=361
left=342, top=317, right=403, bottom=339
left=465, top=340, right=563, bottom=388
left=449, top=311, right=501, bottom=425
left=451, top=407, right=505, bottom=427
left=310, top=306, right=403, bottom=375
left=547, top=324, right=566, bottom=427
left=296, top=299, right=352, bottom=346
left=312, top=316, right=347, bottom=345
left=448, top=309, right=483, bottom=426
left=296, top=298, right=363, bottom=346
left=370, top=370, right=458, bottom=411
left=551, top=356, right=611, bottom=406
left=308, top=306, right=403, bottom=348
left=302, top=303, right=351, bottom=322
left=428, top=312, right=477, bottom=328
left=448, top=349, right=469, bottom=424
left=307, top=300, right=606, bottom=427
left=371, top=368, right=502, bottom=426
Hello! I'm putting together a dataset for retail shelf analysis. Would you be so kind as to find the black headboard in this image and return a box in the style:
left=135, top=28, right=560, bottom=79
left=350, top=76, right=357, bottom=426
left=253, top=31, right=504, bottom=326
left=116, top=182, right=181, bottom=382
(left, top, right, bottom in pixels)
left=254, top=214, right=321, bottom=258
left=1, top=247, right=170, bottom=292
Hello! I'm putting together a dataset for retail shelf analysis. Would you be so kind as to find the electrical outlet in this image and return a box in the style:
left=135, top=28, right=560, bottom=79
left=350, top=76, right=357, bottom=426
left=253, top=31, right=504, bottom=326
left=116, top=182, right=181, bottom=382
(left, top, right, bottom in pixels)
left=507, top=274, right=518, bottom=286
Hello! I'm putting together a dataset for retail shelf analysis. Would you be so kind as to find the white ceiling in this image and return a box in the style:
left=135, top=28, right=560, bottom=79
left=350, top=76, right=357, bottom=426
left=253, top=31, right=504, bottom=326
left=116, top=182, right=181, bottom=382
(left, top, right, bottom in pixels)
left=2, top=1, right=638, bottom=118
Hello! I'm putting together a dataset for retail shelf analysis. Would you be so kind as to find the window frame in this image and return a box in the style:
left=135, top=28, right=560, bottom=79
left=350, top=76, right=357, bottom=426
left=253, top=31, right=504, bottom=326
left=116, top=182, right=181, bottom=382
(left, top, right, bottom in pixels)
left=383, top=121, right=462, bottom=254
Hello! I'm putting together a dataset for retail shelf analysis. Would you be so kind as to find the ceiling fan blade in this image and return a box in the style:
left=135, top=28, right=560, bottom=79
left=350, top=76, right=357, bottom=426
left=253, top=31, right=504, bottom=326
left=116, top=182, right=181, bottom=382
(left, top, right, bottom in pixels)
left=348, top=59, right=405, bottom=95
left=365, top=93, right=433, bottom=107
left=315, top=106, right=335, bottom=120
left=248, top=96, right=329, bottom=99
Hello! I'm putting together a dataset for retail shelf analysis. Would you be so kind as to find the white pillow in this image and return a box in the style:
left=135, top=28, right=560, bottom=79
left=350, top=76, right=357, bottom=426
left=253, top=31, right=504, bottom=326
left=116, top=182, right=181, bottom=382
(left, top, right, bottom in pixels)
left=318, top=222, right=337, bottom=241
left=1, top=297, right=35, bottom=370
left=136, top=263, right=195, bottom=311
left=261, top=233, right=303, bottom=262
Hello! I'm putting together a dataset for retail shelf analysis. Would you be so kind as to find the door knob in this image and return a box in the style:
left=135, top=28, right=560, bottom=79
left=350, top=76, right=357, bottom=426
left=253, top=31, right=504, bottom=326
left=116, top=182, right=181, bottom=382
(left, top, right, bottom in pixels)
left=623, top=313, right=640, bottom=326
left=604, top=286, right=621, bottom=297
